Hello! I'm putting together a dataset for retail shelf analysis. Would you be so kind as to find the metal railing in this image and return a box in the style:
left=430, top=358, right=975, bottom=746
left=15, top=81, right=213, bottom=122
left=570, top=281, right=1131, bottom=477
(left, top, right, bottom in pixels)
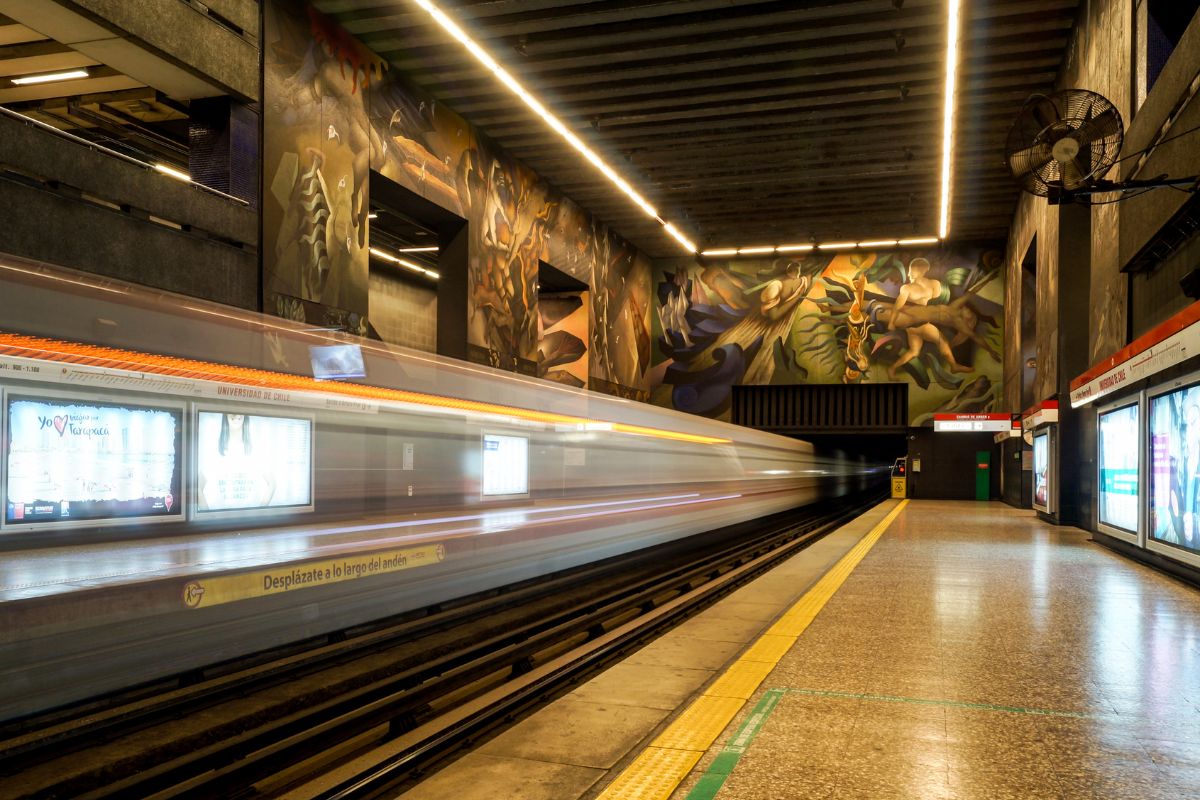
left=0, top=104, right=250, bottom=206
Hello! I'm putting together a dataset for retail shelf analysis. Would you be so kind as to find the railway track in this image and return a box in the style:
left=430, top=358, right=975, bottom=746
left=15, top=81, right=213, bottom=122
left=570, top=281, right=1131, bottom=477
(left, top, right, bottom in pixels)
left=0, top=491, right=883, bottom=799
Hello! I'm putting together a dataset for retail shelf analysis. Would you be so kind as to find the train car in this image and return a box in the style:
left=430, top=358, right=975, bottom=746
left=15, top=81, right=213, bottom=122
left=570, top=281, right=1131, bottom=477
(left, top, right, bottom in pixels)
left=0, top=256, right=882, bottom=720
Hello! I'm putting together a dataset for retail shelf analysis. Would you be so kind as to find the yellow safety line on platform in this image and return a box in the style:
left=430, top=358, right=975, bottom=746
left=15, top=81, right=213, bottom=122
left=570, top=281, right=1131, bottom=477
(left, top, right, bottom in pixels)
left=597, top=499, right=909, bottom=800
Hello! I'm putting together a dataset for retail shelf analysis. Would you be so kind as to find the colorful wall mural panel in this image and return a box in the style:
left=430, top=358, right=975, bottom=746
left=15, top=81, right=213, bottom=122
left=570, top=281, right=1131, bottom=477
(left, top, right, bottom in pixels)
left=264, top=0, right=652, bottom=396
left=652, top=248, right=1005, bottom=424
left=263, top=1, right=382, bottom=334
left=264, top=1, right=1002, bottom=420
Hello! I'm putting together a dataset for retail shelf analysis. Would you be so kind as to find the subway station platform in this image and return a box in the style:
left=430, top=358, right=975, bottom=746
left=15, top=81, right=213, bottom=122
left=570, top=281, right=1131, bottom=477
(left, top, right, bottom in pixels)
left=378, top=500, right=1200, bottom=800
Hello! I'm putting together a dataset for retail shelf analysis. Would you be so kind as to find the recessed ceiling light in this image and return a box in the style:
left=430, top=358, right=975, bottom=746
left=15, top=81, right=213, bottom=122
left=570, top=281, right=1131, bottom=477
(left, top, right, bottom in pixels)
left=410, top=0, right=960, bottom=258
left=11, top=69, right=89, bottom=86
left=939, top=0, right=962, bottom=240
left=369, top=246, right=439, bottom=279
left=410, top=0, right=696, bottom=253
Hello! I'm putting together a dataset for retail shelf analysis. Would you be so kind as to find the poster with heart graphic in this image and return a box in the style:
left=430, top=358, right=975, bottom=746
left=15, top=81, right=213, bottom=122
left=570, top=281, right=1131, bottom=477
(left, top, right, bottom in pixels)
left=5, top=396, right=183, bottom=527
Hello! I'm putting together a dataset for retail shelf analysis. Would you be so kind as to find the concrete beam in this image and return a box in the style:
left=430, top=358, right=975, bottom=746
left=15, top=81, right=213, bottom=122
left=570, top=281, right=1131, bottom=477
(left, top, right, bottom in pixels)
left=0, top=0, right=259, bottom=101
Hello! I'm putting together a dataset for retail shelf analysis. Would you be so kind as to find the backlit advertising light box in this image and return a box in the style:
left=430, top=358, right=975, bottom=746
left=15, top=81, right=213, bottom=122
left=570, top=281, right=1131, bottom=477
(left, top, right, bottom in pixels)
left=195, top=411, right=313, bottom=514
left=1032, top=430, right=1051, bottom=513
left=4, top=395, right=183, bottom=528
left=481, top=433, right=528, bottom=497
left=1149, top=380, right=1200, bottom=557
left=1098, top=403, right=1140, bottom=535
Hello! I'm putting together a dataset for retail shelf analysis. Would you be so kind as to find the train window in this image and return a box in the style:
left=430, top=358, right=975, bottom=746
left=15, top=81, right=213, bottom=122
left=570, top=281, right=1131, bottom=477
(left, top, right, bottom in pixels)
left=481, top=433, right=529, bottom=497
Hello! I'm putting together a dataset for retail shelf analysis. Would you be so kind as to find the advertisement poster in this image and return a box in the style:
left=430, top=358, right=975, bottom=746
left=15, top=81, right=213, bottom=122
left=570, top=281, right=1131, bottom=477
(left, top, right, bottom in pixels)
left=196, top=411, right=312, bottom=512
left=482, top=434, right=528, bottom=497
left=1033, top=431, right=1049, bottom=510
left=5, top=397, right=181, bottom=525
left=1098, top=404, right=1140, bottom=533
left=1149, top=384, right=1200, bottom=552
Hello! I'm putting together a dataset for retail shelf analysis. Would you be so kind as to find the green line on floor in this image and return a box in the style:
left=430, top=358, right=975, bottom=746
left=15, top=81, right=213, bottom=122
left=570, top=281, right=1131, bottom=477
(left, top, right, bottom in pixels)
left=685, top=688, right=785, bottom=800
left=785, top=688, right=1094, bottom=719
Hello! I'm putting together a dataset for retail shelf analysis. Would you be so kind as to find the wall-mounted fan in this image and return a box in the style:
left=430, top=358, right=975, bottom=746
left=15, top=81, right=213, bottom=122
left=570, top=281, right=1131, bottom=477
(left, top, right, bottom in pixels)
left=1006, top=89, right=1198, bottom=204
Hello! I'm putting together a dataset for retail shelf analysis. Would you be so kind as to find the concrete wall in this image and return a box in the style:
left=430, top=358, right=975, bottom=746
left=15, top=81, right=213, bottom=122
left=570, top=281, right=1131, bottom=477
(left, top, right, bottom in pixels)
left=1003, top=0, right=1200, bottom=403
left=0, top=110, right=258, bottom=307
left=370, top=270, right=436, bottom=353
left=1000, top=1, right=1200, bottom=526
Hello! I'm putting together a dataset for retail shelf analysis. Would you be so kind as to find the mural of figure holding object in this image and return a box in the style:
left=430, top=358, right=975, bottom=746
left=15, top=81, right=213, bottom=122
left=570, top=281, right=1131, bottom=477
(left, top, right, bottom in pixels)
left=884, top=258, right=973, bottom=378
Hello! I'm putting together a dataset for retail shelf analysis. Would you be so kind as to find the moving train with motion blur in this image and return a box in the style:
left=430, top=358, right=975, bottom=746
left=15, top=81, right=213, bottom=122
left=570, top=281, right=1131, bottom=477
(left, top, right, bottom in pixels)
left=0, top=256, right=884, bottom=720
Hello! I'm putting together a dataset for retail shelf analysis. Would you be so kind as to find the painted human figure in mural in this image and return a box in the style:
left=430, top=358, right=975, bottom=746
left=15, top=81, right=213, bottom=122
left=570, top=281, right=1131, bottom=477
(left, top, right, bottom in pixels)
left=884, top=258, right=979, bottom=378
left=704, top=260, right=812, bottom=385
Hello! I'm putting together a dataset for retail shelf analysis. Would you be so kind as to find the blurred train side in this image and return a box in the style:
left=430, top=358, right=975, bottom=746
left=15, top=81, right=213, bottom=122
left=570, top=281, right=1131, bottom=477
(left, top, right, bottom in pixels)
left=0, top=257, right=885, bottom=719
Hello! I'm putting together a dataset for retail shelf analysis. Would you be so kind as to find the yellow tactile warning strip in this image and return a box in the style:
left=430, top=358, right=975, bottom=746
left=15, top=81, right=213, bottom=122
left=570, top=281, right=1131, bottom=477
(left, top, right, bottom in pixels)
left=600, top=747, right=705, bottom=799
left=704, top=661, right=775, bottom=700
left=596, top=499, right=909, bottom=800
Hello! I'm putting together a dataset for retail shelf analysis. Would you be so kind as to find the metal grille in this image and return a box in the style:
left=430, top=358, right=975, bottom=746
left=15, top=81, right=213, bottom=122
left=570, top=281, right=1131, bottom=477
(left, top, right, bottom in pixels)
left=731, top=383, right=908, bottom=433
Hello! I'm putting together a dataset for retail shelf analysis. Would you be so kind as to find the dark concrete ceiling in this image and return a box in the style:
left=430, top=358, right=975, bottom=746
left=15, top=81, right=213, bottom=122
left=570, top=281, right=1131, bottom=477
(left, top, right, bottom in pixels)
left=315, top=0, right=1082, bottom=257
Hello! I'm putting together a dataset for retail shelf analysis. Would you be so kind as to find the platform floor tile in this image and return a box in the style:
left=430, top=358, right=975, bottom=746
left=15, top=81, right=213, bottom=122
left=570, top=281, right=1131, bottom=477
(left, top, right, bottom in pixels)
left=668, top=500, right=1200, bottom=800
left=477, top=698, right=671, bottom=769
left=396, top=753, right=603, bottom=800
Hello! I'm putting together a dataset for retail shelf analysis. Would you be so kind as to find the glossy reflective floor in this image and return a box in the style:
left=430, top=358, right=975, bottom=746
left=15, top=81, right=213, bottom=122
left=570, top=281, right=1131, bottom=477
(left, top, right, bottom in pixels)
left=691, top=501, right=1200, bottom=800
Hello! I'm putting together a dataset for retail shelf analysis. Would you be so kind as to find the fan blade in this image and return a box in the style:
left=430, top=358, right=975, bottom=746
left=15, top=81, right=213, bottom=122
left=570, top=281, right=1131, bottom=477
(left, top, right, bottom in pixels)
left=1072, top=151, right=1095, bottom=185
left=1009, top=143, right=1053, bottom=177
left=1029, top=97, right=1062, bottom=130
left=1074, top=107, right=1122, bottom=144
left=1060, top=156, right=1085, bottom=188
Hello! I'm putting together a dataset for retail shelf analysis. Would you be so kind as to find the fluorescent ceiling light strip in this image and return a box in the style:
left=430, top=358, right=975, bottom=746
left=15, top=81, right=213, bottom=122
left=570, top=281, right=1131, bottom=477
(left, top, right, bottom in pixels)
left=11, top=69, right=88, bottom=85
left=737, top=246, right=775, bottom=255
left=397, top=246, right=439, bottom=253
left=412, top=0, right=696, bottom=253
left=858, top=239, right=898, bottom=248
left=939, top=0, right=961, bottom=240
left=154, top=163, right=191, bottom=182
left=898, top=236, right=940, bottom=246
left=700, top=248, right=739, bottom=257
left=370, top=246, right=438, bottom=279
left=776, top=244, right=813, bottom=252
left=817, top=241, right=857, bottom=250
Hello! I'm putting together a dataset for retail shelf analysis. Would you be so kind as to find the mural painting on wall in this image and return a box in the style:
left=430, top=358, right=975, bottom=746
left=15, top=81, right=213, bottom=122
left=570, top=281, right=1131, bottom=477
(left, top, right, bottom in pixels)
left=538, top=293, right=588, bottom=387
left=652, top=248, right=1005, bottom=423
left=367, top=43, right=650, bottom=395
left=265, top=2, right=654, bottom=395
left=263, top=1, right=382, bottom=335
left=583, top=225, right=652, bottom=401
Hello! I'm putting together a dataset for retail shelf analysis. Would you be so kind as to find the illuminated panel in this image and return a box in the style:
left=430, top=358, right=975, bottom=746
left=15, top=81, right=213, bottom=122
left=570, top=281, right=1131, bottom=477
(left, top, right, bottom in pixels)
left=4, top=394, right=183, bottom=528
left=195, top=411, right=313, bottom=514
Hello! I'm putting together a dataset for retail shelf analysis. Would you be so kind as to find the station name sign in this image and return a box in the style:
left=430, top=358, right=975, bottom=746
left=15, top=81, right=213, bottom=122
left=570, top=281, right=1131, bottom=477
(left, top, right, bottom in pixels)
left=933, top=413, right=1019, bottom=433
left=1070, top=301, right=1200, bottom=408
